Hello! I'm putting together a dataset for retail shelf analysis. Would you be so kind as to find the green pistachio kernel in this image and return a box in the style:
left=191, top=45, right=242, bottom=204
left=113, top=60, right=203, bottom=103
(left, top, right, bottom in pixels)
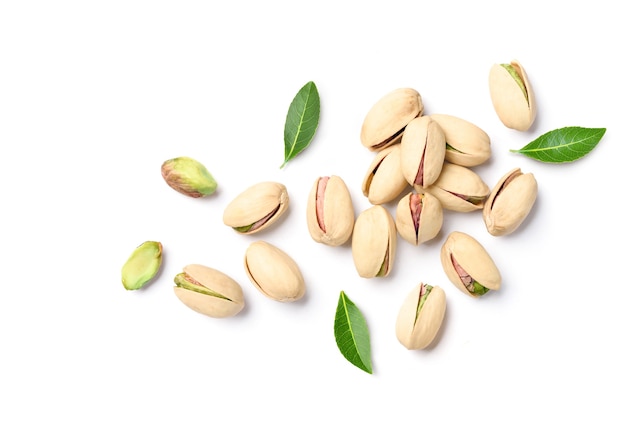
left=501, top=63, right=528, bottom=102
left=121, top=241, right=163, bottom=290
left=161, top=156, right=217, bottom=198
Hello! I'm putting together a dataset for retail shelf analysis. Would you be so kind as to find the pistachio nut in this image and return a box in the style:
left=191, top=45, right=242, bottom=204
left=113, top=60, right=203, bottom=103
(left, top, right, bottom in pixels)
left=121, top=241, right=163, bottom=290
left=360, top=88, right=424, bottom=152
left=400, top=116, right=446, bottom=188
left=483, top=168, right=538, bottom=236
left=395, top=283, right=446, bottom=350
left=306, top=175, right=355, bottom=246
left=440, top=231, right=501, bottom=297
left=244, top=241, right=305, bottom=302
left=429, top=114, right=491, bottom=167
left=395, top=191, right=443, bottom=246
left=223, top=181, right=289, bottom=234
left=488, top=60, right=536, bottom=131
left=351, top=205, right=397, bottom=278
left=416, top=162, right=490, bottom=212
left=173, top=264, right=245, bottom=318
left=161, top=156, right=217, bottom=198
left=361, top=145, right=410, bottom=205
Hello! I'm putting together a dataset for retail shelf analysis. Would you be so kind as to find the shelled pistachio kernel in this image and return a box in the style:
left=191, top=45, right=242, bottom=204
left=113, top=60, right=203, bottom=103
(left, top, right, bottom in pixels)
left=223, top=181, right=289, bottom=234
left=161, top=156, right=217, bottom=198
left=440, top=231, right=501, bottom=297
left=173, top=264, right=245, bottom=318
left=396, top=283, right=446, bottom=350
left=121, top=241, right=163, bottom=290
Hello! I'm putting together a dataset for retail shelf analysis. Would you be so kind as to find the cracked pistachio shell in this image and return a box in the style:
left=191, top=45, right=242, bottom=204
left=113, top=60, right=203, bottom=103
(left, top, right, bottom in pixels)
left=360, top=88, right=424, bottom=151
left=429, top=114, right=491, bottom=167
left=440, top=231, right=501, bottom=298
left=223, top=181, right=289, bottom=234
left=173, top=264, right=244, bottom=318
left=416, top=163, right=490, bottom=212
left=352, top=205, right=397, bottom=278
left=396, top=283, right=446, bottom=350
left=362, top=145, right=410, bottom=205
left=395, top=192, right=443, bottom=246
left=244, top=241, right=305, bottom=302
left=161, top=156, right=217, bottom=198
left=488, top=60, right=536, bottom=131
left=483, top=168, right=538, bottom=236
left=121, top=241, right=163, bottom=290
left=400, top=116, right=446, bottom=188
left=306, top=175, right=355, bottom=246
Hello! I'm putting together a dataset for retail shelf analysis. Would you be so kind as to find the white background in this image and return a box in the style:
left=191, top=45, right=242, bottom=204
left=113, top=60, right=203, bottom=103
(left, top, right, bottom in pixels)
left=1, top=1, right=624, bottom=432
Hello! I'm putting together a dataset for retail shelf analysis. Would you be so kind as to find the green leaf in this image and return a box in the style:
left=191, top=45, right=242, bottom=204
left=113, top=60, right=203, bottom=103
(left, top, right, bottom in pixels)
left=281, top=81, right=320, bottom=168
left=510, top=126, right=606, bottom=163
left=334, top=291, right=372, bottom=374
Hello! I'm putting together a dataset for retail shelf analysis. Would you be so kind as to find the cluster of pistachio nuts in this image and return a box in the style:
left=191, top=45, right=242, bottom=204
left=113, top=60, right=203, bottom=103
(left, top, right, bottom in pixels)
left=306, top=62, right=538, bottom=351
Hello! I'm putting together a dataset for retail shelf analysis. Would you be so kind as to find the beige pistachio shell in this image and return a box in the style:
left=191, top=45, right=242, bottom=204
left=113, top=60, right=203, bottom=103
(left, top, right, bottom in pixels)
left=352, top=205, right=397, bottom=278
left=416, top=163, right=490, bottom=212
left=400, top=116, right=446, bottom=188
left=223, top=181, right=289, bottom=234
left=244, top=241, right=305, bottom=302
left=173, top=264, right=245, bottom=318
left=395, top=192, right=443, bottom=246
left=360, top=88, right=424, bottom=151
left=429, top=114, right=491, bottom=167
left=488, top=60, right=536, bottom=131
left=440, top=231, right=501, bottom=297
left=396, top=283, right=446, bottom=350
left=306, top=175, right=355, bottom=246
left=483, top=168, right=538, bottom=236
left=362, top=145, right=410, bottom=205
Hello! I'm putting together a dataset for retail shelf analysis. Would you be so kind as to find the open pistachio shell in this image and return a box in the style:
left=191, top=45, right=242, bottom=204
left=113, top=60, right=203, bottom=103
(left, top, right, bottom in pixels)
left=440, top=231, right=501, bottom=297
left=352, top=205, right=397, bottom=278
left=488, top=60, right=536, bottom=131
left=416, top=162, right=490, bottom=212
left=395, top=192, right=443, bottom=246
left=400, top=116, right=446, bottom=188
left=483, top=168, right=538, bottom=236
left=223, top=181, right=289, bottom=234
left=429, top=114, right=491, bottom=167
left=306, top=175, right=355, bottom=246
left=396, top=283, right=446, bottom=350
left=362, top=145, right=410, bottom=205
left=360, top=88, right=424, bottom=152
left=173, top=264, right=245, bottom=318
left=244, top=241, right=305, bottom=302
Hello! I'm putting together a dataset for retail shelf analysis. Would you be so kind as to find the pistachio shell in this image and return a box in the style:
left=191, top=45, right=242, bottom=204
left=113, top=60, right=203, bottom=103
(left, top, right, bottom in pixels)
left=173, top=264, right=245, bottom=318
left=306, top=175, right=355, bottom=246
left=429, top=114, right=491, bottom=167
left=416, top=162, right=490, bottom=212
left=483, top=168, right=538, bottom=236
left=361, top=145, right=410, bottom=205
left=360, top=88, right=424, bottom=151
left=121, top=241, right=163, bottom=290
left=396, top=283, right=446, bottom=350
left=440, top=231, right=501, bottom=297
left=488, top=60, right=536, bottom=131
left=244, top=241, right=305, bottom=302
left=400, top=116, right=446, bottom=188
left=395, top=192, right=443, bottom=246
left=351, top=205, right=397, bottom=278
left=223, top=181, right=289, bottom=234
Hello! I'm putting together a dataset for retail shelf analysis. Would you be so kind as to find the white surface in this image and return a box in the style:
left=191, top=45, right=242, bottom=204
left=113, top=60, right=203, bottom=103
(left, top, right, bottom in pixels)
left=1, top=1, right=624, bottom=432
